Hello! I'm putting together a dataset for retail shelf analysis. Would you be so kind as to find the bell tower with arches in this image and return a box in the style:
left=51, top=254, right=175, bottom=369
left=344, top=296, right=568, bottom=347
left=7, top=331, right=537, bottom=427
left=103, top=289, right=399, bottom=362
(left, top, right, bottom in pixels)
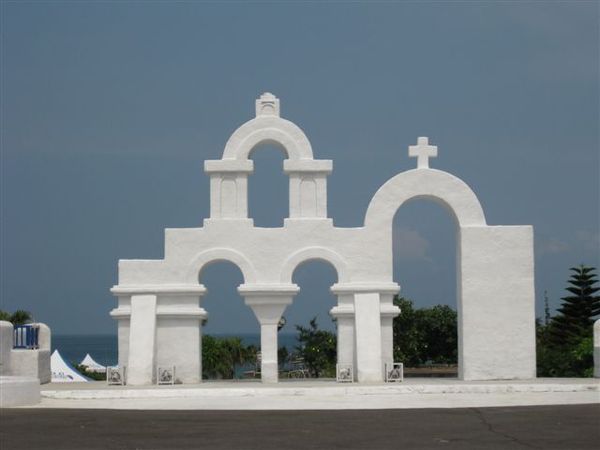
left=111, top=93, right=537, bottom=386
left=204, top=92, right=332, bottom=223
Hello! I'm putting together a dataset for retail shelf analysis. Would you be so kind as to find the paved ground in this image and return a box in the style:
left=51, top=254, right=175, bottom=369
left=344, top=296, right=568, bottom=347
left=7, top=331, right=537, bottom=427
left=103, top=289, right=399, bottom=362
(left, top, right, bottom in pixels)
left=2, top=404, right=599, bottom=449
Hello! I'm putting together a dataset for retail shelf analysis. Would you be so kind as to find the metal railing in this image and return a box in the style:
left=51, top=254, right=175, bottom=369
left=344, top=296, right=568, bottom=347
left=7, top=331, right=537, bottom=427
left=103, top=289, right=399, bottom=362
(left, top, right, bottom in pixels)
left=13, top=324, right=39, bottom=349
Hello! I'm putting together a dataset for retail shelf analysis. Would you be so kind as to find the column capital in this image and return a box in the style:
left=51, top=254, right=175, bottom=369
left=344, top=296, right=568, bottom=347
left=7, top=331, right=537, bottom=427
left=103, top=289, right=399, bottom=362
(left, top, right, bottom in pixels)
left=330, top=282, right=400, bottom=295
left=204, top=159, right=254, bottom=174
left=238, top=283, right=299, bottom=297
left=330, top=305, right=354, bottom=318
left=111, top=285, right=207, bottom=297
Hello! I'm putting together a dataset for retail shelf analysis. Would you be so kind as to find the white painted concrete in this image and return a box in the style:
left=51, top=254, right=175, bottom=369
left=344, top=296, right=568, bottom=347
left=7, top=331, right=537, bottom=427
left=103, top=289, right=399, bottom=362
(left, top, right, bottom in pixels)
left=127, top=295, right=157, bottom=385
left=0, top=376, right=40, bottom=408
left=0, top=321, right=12, bottom=376
left=37, top=379, right=599, bottom=410
left=0, top=321, right=51, bottom=384
left=353, top=293, right=383, bottom=382
left=111, top=93, right=536, bottom=385
left=459, top=226, right=536, bottom=380
left=594, top=319, right=600, bottom=378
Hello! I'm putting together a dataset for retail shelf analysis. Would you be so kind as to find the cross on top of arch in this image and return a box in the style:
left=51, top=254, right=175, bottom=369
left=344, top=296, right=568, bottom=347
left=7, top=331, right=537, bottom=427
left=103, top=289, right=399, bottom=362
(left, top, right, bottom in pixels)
left=409, top=137, right=438, bottom=169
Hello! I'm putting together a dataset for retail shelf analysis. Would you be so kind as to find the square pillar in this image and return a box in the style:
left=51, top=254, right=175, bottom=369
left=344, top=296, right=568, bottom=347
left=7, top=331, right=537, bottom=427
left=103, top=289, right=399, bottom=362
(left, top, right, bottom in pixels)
left=284, top=160, right=332, bottom=219
left=204, top=160, right=253, bottom=220
left=381, top=316, right=394, bottom=370
left=127, top=294, right=157, bottom=385
left=459, top=226, right=536, bottom=380
left=330, top=292, right=356, bottom=374
left=353, top=293, right=383, bottom=382
left=155, top=293, right=207, bottom=384
left=380, top=293, right=400, bottom=370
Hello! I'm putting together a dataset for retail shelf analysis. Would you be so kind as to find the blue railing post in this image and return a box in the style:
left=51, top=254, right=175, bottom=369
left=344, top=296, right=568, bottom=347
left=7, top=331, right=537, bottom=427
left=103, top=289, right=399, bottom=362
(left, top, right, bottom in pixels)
left=13, top=324, right=39, bottom=349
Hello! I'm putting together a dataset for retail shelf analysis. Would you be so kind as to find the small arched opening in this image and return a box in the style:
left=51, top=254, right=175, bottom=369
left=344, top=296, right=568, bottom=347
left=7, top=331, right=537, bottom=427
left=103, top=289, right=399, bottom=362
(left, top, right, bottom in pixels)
left=282, top=259, right=339, bottom=378
left=198, top=260, right=259, bottom=380
left=248, top=142, right=289, bottom=227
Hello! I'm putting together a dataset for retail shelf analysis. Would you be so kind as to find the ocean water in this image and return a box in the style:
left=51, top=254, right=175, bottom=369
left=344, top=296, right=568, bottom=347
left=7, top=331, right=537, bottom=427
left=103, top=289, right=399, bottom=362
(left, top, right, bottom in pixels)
left=52, top=333, right=300, bottom=367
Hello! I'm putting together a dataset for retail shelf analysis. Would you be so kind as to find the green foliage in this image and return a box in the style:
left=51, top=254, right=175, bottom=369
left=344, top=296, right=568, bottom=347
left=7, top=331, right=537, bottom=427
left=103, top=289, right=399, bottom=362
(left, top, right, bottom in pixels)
left=537, top=325, right=594, bottom=377
left=392, top=296, right=457, bottom=366
left=548, top=265, right=600, bottom=347
left=295, top=317, right=337, bottom=378
left=202, top=335, right=257, bottom=379
left=0, top=309, right=33, bottom=325
left=537, top=266, right=598, bottom=377
left=278, top=345, right=289, bottom=369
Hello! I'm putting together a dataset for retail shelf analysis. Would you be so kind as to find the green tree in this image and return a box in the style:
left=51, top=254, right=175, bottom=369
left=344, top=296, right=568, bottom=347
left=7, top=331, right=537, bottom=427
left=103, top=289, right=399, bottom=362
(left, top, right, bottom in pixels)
left=392, top=296, right=457, bottom=366
left=549, top=265, right=600, bottom=346
left=202, top=335, right=256, bottom=379
left=0, top=309, right=32, bottom=325
left=295, top=317, right=336, bottom=378
left=537, top=266, right=598, bottom=377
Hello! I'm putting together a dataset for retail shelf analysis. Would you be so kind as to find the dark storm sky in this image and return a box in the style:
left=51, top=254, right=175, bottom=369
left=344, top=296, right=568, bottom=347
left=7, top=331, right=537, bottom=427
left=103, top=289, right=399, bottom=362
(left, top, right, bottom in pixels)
left=1, top=2, right=598, bottom=334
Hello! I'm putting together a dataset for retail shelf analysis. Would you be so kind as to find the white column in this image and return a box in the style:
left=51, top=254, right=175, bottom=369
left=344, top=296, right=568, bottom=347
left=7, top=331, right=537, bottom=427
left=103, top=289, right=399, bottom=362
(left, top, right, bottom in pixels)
left=259, top=322, right=279, bottom=382
left=380, top=293, right=400, bottom=371
left=336, top=316, right=355, bottom=368
left=354, top=292, right=383, bottom=382
left=0, top=321, right=13, bottom=376
left=204, top=160, right=253, bottom=220
left=284, top=159, right=332, bottom=219
left=155, top=292, right=207, bottom=384
left=381, top=316, right=394, bottom=370
left=240, top=285, right=298, bottom=383
left=330, top=292, right=355, bottom=373
left=127, top=294, right=157, bottom=385
left=594, top=319, right=600, bottom=378
left=244, top=297, right=292, bottom=383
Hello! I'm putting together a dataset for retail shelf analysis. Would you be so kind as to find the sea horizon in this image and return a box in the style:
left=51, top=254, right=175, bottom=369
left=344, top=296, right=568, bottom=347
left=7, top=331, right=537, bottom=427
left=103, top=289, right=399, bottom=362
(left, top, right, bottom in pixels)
left=52, top=332, right=300, bottom=368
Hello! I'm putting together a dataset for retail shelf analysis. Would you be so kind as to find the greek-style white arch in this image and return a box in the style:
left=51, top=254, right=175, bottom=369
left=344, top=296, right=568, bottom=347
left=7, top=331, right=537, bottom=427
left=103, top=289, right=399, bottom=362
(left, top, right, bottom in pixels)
left=185, top=248, right=258, bottom=284
left=280, top=246, right=348, bottom=284
left=364, top=168, right=486, bottom=229
left=112, top=95, right=536, bottom=386
left=222, top=117, right=314, bottom=161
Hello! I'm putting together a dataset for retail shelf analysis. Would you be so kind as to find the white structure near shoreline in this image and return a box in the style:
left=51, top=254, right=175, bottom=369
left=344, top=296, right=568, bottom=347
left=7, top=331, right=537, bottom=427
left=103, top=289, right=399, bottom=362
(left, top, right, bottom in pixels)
left=111, top=93, right=536, bottom=385
left=1, top=321, right=50, bottom=407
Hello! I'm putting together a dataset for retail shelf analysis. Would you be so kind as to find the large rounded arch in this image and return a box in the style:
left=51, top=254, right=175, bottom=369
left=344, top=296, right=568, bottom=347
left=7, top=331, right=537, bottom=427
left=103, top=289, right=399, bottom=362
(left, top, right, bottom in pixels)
left=185, top=248, right=258, bottom=284
left=279, top=247, right=348, bottom=284
left=364, top=169, right=486, bottom=230
left=222, top=117, right=314, bottom=161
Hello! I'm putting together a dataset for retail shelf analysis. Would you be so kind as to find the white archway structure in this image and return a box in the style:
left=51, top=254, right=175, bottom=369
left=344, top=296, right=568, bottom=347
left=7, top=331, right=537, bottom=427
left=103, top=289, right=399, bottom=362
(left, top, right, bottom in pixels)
left=111, top=94, right=536, bottom=385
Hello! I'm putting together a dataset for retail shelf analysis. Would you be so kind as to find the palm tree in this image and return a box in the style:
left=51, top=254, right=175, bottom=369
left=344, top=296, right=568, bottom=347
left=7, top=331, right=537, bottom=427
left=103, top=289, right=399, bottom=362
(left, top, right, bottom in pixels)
left=0, top=309, right=33, bottom=325
left=9, top=310, right=33, bottom=325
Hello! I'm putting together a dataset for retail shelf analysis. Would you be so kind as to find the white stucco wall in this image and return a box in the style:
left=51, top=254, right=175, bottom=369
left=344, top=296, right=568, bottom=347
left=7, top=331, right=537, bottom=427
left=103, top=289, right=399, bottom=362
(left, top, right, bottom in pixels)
left=127, top=295, right=157, bottom=385
left=594, top=319, right=600, bottom=378
left=0, top=321, right=12, bottom=376
left=0, top=322, right=51, bottom=384
left=459, top=226, right=536, bottom=380
left=111, top=93, right=537, bottom=385
left=0, top=376, right=40, bottom=407
left=11, top=350, right=51, bottom=384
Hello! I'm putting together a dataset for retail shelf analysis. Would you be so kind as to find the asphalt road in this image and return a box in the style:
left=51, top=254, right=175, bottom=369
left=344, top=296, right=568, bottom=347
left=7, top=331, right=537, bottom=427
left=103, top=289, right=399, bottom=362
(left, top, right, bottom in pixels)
left=1, top=404, right=599, bottom=449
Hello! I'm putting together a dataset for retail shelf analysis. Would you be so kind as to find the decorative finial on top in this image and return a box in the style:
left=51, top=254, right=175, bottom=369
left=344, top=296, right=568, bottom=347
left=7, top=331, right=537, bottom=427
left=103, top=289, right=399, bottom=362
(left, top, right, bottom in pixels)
left=408, top=137, right=438, bottom=169
left=256, top=92, right=280, bottom=117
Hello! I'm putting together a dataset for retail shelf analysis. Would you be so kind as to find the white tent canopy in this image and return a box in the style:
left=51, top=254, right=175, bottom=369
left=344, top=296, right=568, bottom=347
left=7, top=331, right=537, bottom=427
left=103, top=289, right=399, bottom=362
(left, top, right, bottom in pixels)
left=80, top=353, right=106, bottom=373
left=51, top=349, right=91, bottom=383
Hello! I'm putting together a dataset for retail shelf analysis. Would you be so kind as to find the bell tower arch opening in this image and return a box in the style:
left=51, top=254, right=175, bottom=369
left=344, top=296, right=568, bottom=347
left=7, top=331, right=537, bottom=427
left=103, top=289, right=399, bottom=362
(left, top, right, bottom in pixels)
left=248, top=143, right=288, bottom=227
